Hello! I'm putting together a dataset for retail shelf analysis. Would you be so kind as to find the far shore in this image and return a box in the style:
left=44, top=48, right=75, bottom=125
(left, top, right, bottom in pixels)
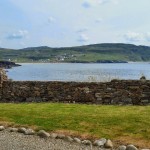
left=13, top=61, right=150, bottom=64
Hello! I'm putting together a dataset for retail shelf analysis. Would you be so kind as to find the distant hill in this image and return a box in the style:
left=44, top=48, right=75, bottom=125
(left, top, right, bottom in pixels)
left=0, top=43, right=150, bottom=63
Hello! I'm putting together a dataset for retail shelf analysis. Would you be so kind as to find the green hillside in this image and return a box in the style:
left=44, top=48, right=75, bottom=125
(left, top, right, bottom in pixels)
left=0, top=43, right=150, bottom=63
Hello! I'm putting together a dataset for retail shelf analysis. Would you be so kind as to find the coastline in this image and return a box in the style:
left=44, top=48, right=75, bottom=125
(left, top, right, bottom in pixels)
left=13, top=61, right=150, bottom=64
left=0, top=61, right=21, bottom=69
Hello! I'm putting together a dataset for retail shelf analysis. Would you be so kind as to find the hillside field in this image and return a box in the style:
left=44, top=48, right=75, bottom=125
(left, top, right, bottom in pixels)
left=1, top=43, right=150, bottom=63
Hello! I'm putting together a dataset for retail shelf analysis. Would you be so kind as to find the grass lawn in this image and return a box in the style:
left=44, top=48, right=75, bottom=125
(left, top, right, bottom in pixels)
left=0, top=103, right=149, bottom=147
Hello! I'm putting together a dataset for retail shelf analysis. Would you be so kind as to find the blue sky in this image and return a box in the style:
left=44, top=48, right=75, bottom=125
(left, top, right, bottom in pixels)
left=0, top=0, right=150, bottom=49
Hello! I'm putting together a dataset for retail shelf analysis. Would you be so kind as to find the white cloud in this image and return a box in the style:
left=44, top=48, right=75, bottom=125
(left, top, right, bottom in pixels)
left=82, top=0, right=100, bottom=8
left=7, top=30, right=29, bottom=40
left=98, top=0, right=110, bottom=4
left=145, top=32, right=150, bottom=41
left=123, top=32, right=143, bottom=42
left=95, top=18, right=103, bottom=23
left=112, top=0, right=119, bottom=5
left=82, top=1, right=92, bottom=8
left=77, top=27, right=89, bottom=33
left=123, top=31, right=150, bottom=43
left=98, top=0, right=119, bottom=5
left=0, top=40, right=2, bottom=47
left=20, top=42, right=26, bottom=46
left=48, top=17, right=56, bottom=23
left=82, top=0, right=119, bottom=8
left=78, top=34, right=89, bottom=42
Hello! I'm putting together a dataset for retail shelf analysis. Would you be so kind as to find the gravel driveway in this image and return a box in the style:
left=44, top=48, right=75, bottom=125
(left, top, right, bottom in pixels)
left=0, top=130, right=101, bottom=150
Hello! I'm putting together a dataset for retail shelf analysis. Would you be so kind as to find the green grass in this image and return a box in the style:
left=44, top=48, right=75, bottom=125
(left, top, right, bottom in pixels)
left=77, top=53, right=129, bottom=61
left=0, top=103, right=150, bottom=147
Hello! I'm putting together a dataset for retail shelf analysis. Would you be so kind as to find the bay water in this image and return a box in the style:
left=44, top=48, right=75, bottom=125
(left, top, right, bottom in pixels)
left=6, top=63, right=150, bottom=82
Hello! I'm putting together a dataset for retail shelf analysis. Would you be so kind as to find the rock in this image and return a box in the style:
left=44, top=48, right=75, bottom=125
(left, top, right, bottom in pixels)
left=37, top=130, right=50, bottom=138
left=140, top=76, right=146, bottom=82
left=104, top=139, right=113, bottom=148
left=24, top=129, right=35, bottom=135
left=0, top=61, right=21, bottom=69
left=34, top=91, right=40, bottom=96
left=93, top=138, right=107, bottom=147
left=82, top=140, right=92, bottom=145
left=141, top=85, right=149, bottom=89
left=20, top=86, right=27, bottom=90
left=129, top=86, right=140, bottom=90
left=117, top=145, right=127, bottom=150
left=141, top=100, right=149, bottom=103
left=50, top=133, right=58, bottom=139
left=34, top=87, right=40, bottom=91
left=9, top=127, right=18, bottom=132
left=126, top=145, right=138, bottom=150
left=103, top=94, right=111, bottom=98
left=97, top=97, right=102, bottom=101
left=57, top=134, right=65, bottom=139
left=0, top=126, right=5, bottom=131
left=123, top=98, right=132, bottom=104
left=18, top=127, right=26, bottom=133
left=74, top=137, right=81, bottom=144
left=48, top=91, right=53, bottom=95
left=26, top=97, right=35, bottom=102
left=95, top=93, right=101, bottom=98
left=83, top=87, right=90, bottom=93
left=107, top=88, right=112, bottom=91
left=65, top=136, right=73, bottom=142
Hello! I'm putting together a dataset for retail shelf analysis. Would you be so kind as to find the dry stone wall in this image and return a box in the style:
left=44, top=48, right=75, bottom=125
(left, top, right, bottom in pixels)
left=0, top=78, right=150, bottom=105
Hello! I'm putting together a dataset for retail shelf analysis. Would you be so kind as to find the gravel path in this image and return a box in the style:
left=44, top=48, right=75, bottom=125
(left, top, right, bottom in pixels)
left=0, top=130, right=101, bottom=150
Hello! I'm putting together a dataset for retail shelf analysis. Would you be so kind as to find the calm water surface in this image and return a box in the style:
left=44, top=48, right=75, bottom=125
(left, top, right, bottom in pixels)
left=6, top=63, right=150, bottom=82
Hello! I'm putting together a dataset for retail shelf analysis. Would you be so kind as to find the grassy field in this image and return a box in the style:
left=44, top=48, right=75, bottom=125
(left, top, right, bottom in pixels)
left=0, top=103, right=149, bottom=147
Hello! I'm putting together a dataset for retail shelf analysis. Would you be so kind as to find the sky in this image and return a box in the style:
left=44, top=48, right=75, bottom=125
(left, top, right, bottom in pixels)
left=0, top=0, right=150, bottom=49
